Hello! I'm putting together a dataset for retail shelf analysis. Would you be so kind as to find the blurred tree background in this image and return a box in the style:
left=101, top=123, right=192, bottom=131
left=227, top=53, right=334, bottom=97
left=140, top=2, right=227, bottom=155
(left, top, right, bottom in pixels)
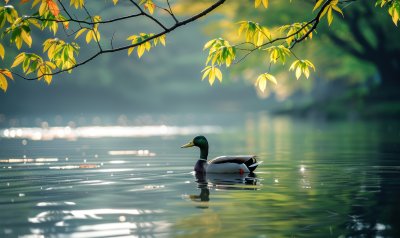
left=1, top=0, right=399, bottom=120
left=178, top=0, right=400, bottom=118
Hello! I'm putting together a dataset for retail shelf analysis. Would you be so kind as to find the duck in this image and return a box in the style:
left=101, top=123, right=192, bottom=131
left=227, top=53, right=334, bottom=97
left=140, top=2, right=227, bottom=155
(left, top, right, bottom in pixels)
left=181, top=135, right=261, bottom=174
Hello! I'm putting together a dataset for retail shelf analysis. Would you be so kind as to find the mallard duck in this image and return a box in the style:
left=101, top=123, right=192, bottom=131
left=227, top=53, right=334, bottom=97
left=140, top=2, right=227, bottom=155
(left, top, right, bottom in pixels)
left=181, top=135, right=261, bottom=174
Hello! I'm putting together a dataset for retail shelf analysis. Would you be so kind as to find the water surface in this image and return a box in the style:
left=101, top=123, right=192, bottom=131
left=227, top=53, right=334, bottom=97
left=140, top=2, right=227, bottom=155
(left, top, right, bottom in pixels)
left=1, top=114, right=399, bottom=237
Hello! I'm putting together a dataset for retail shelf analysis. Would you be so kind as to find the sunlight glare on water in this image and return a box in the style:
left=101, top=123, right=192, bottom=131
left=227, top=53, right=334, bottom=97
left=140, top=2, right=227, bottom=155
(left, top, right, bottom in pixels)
left=1, top=125, right=222, bottom=140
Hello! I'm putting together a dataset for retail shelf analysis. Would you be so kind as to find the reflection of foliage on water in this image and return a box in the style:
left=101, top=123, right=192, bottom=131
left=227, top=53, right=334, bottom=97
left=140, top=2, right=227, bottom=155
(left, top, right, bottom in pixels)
left=172, top=114, right=399, bottom=237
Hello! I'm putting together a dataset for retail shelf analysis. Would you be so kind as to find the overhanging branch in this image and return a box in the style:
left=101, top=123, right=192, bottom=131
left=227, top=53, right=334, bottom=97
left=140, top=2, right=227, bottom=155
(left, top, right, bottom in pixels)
left=15, top=0, right=226, bottom=81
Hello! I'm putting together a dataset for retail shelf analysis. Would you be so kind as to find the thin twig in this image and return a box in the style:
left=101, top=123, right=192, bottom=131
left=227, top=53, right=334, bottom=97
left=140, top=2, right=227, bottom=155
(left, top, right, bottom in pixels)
left=166, top=0, right=178, bottom=23
left=128, top=0, right=168, bottom=30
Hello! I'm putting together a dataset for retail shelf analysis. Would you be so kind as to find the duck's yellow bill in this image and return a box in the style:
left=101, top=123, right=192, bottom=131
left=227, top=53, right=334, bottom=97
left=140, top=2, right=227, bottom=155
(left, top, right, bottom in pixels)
left=181, top=141, right=194, bottom=148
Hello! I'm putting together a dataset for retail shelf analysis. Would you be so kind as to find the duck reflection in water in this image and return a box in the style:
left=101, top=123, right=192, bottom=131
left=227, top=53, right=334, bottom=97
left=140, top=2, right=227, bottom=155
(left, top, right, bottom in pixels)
left=188, top=172, right=259, bottom=209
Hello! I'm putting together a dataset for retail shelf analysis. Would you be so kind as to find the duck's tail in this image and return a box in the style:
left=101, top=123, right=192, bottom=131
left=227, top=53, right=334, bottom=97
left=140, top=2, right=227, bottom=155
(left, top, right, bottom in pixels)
left=244, top=156, right=262, bottom=172
left=248, top=161, right=263, bottom=172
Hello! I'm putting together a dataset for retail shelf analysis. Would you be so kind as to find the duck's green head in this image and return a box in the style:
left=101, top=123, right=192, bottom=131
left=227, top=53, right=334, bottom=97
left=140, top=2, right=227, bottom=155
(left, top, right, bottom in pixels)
left=181, top=135, right=209, bottom=159
left=181, top=135, right=208, bottom=148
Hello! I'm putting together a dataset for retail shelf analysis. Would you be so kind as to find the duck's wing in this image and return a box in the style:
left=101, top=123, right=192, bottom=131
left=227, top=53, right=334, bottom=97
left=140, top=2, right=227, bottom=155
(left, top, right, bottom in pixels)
left=208, top=155, right=257, bottom=165
left=208, top=155, right=261, bottom=172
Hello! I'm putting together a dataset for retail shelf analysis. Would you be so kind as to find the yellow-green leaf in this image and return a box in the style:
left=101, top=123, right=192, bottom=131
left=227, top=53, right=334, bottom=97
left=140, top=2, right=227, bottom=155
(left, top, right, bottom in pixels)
left=265, top=73, right=277, bottom=85
left=255, top=73, right=276, bottom=92
left=295, top=67, right=301, bottom=79
left=313, top=0, right=324, bottom=11
left=0, top=69, right=13, bottom=80
left=332, top=5, right=344, bottom=16
left=255, top=0, right=268, bottom=8
left=214, top=67, right=222, bottom=82
left=289, top=59, right=315, bottom=79
left=11, top=53, right=25, bottom=68
left=0, top=74, right=8, bottom=92
left=74, top=28, right=87, bottom=39
left=0, top=43, right=4, bottom=60
left=70, top=0, right=84, bottom=9
left=44, top=74, right=52, bottom=84
left=142, top=0, right=155, bottom=15
left=159, top=35, right=166, bottom=46
left=201, top=67, right=211, bottom=80
left=94, top=29, right=101, bottom=42
left=304, top=67, right=310, bottom=78
left=21, top=30, right=32, bottom=47
left=128, top=47, right=135, bottom=56
left=86, top=30, right=93, bottom=43
left=37, top=65, right=45, bottom=79
left=256, top=74, right=267, bottom=92
left=46, top=61, right=56, bottom=69
left=204, top=39, right=216, bottom=50
left=262, top=0, right=268, bottom=8
left=32, top=0, right=41, bottom=7
left=137, top=44, right=145, bottom=58
left=43, top=66, right=52, bottom=84
left=327, top=7, right=333, bottom=25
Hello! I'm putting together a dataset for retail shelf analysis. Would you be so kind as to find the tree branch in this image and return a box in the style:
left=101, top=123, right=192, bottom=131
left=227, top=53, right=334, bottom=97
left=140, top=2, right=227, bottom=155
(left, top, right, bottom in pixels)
left=235, top=0, right=334, bottom=64
left=15, top=0, right=226, bottom=81
left=26, top=13, right=144, bottom=26
left=129, top=0, right=168, bottom=30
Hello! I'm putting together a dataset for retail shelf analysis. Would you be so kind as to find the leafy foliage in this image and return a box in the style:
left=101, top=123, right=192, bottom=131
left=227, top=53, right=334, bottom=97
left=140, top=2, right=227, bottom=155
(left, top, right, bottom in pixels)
left=377, top=0, right=400, bottom=26
left=127, top=33, right=166, bottom=58
left=203, top=38, right=236, bottom=66
left=254, top=0, right=268, bottom=9
left=0, top=0, right=182, bottom=91
left=278, top=22, right=313, bottom=46
left=237, top=21, right=271, bottom=46
left=0, top=68, right=13, bottom=92
left=255, top=73, right=277, bottom=92
left=313, top=0, right=343, bottom=25
left=0, top=0, right=397, bottom=93
left=289, top=60, right=315, bottom=80
left=200, top=0, right=397, bottom=93
left=201, top=65, right=222, bottom=85
left=265, top=45, right=291, bottom=64
left=140, top=0, right=156, bottom=15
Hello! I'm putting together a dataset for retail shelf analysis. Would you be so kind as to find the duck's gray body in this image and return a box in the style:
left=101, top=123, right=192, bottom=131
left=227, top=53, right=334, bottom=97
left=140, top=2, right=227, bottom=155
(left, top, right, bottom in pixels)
left=182, top=136, right=261, bottom=174
left=194, top=155, right=261, bottom=174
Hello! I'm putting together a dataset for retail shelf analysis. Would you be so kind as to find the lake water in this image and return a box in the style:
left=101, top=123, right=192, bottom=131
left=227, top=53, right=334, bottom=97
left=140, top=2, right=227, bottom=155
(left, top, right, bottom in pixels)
left=0, top=113, right=399, bottom=237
